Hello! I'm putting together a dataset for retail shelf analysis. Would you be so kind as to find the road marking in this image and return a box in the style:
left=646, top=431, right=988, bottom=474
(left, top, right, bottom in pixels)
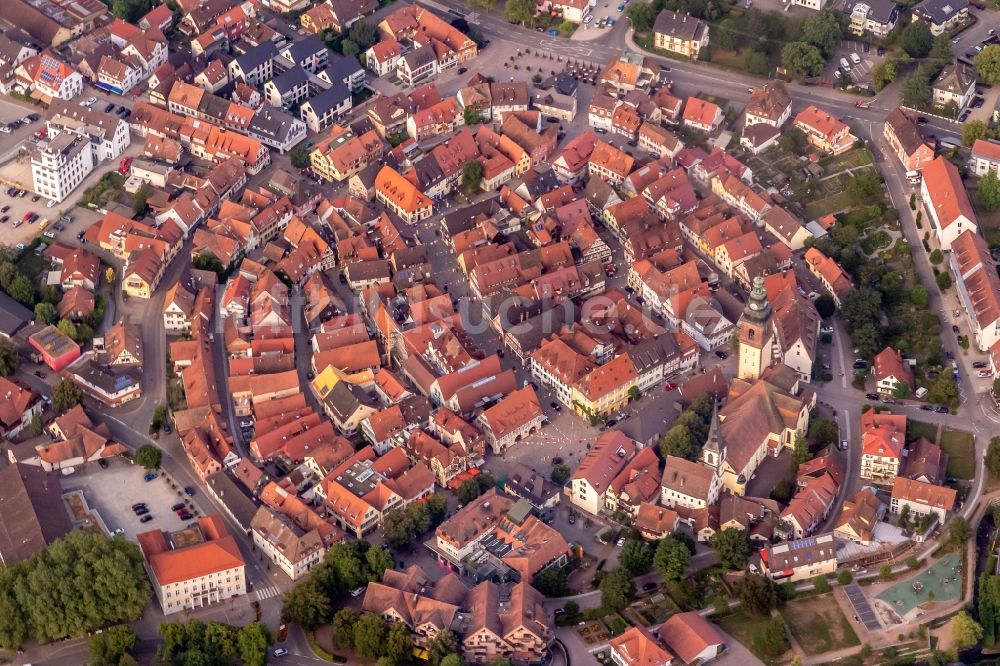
left=256, top=586, right=280, bottom=601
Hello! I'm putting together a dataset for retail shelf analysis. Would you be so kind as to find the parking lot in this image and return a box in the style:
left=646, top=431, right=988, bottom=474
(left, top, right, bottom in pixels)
left=60, top=458, right=204, bottom=540
left=831, top=40, right=884, bottom=89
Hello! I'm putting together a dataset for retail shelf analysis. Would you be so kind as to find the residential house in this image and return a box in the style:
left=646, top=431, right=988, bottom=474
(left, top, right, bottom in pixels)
left=652, top=10, right=709, bottom=58
left=843, top=0, right=900, bottom=37
left=658, top=612, right=725, bottom=666
left=920, top=155, right=977, bottom=250
left=913, top=0, right=969, bottom=36
left=682, top=97, right=723, bottom=133
left=872, top=346, right=914, bottom=396
left=793, top=105, right=856, bottom=155
left=890, top=477, right=957, bottom=522
left=758, top=533, right=837, bottom=582
left=476, top=386, right=544, bottom=454
left=972, top=139, right=1000, bottom=177
left=609, top=627, right=674, bottom=666
left=859, top=409, right=906, bottom=484
left=745, top=82, right=791, bottom=128
left=804, top=247, right=852, bottom=306
left=569, top=431, right=637, bottom=516
left=933, top=62, right=976, bottom=111
left=884, top=108, right=935, bottom=171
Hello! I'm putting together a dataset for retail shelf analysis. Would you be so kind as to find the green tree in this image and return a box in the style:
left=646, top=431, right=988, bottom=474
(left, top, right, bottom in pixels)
left=837, top=569, right=853, bottom=585
left=461, top=161, right=483, bottom=193
left=782, top=42, right=825, bottom=79
left=440, top=655, right=464, bottom=666
left=112, top=0, right=152, bottom=22
left=738, top=574, right=781, bottom=616
left=0, top=339, right=20, bottom=377
left=428, top=630, right=460, bottom=666
left=57, top=318, right=77, bottom=341
left=281, top=578, right=331, bottom=630
left=504, top=0, right=535, bottom=24
left=987, top=437, right=1000, bottom=478
left=929, top=248, right=944, bottom=264
left=34, top=302, right=55, bottom=326
left=846, top=170, right=882, bottom=205
left=8, top=274, right=34, bottom=308
left=551, top=464, right=571, bottom=485
left=599, top=569, right=633, bottom=613
left=770, top=479, right=794, bottom=503
left=365, top=545, right=393, bottom=579
left=348, top=20, right=379, bottom=51
left=814, top=294, right=835, bottom=319
left=802, top=10, right=844, bottom=58
left=978, top=171, right=1000, bottom=211
left=89, top=625, right=138, bottom=666
left=901, top=20, right=933, bottom=57
left=381, top=507, right=416, bottom=548
left=962, top=119, right=988, bottom=147
left=654, top=534, right=691, bottom=582
left=813, top=575, right=831, bottom=593
left=354, top=613, right=387, bottom=659
left=385, top=621, right=414, bottom=664
left=742, top=49, right=770, bottom=75
left=457, top=478, right=481, bottom=504
left=902, top=68, right=934, bottom=109
left=463, top=105, right=482, bottom=125
left=951, top=611, right=984, bottom=650
left=871, top=60, right=898, bottom=91
left=792, top=431, right=812, bottom=465
left=331, top=608, right=360, bottom=649
left=975, top=45, right=1000, bottom=85
left=936, top=271, right=952, bottom=291
left=947, top=516, right=971, bottom=547
left=808, top=417, right=838, bottom=447
left=930, top=34, right=953, bottom=63
left=928, top=369, right=959, bottom=408
left=237, top=623, right=272, bottom=666
left=290, top=145, right=311, bottom=169
left=619, top=540, right=652, bottom=576
left=626, top=2, right=657, bottom=31
left=659, top=423, right=696, bottom=460
left=135, top=444, right=162, bottom=470
left=752, top=617, right=790, bottom=658
left=711, top=528, right=751, bottom=570
left=910, top=284, right=930, bottom=307
left=534, top=565, right=569, bottom=597
left=51, top=378, right=83, bottom=414
left=132, top=183, right=152, bottom=216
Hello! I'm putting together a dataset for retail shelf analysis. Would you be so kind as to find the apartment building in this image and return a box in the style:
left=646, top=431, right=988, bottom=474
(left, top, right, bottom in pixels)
left=883, top=108, right=935, bottom=172
left=859, top=409, right=905, bottom=484
left=920, top=155, right=977, bottom=250
left=569, top=431, right=637, bottom=515
left=652, top=10, right=709, bottom=58
left=31, top=132, right=93, bottom=203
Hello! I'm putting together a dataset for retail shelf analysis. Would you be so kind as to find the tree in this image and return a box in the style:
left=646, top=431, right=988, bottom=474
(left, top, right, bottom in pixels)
left=57, top=318, right=77, bottom=341
left=871, top=60, right=898, bottom=90
left=619, top=540, right=652, bottom=576
left=963, top=119, right=988, bottom=147
left=112, top=0, right=152, bottom=22
left=928, top=370, right=959, bottom=408
left=752, top=617, right=790, bottom=658
left=837, top=569, right=853, bottom=585
left=792, top=431, right=812, bottom=465
left=457, top=478, right=481, bottom=504
left=534, top=565, right=569, bottom=597
left=770, top=479, right=794, bottom=503
left=711, top=528, right=751, bottom=570
left=782, top=42, right=825, bottom=79
left=654, top=535, right=691, bottom=582
left=936, top=271, right=952, bottom=291
left=440, top=656, right=464, bottom=666
left=626, top=2, right=657, bottom=31
left=902, top=68, right=933, bottom=109
left=813, top=575, right=831, bottom=593
left=910, top=284, right=930, bottom=308
left=290, top=145, right=311, bottom=169
left=428, top=630, right=460, bottom=666
left=808, top=417, right=838, bottom=447
left=504, top=0, right=535, bottom=25
left=659, top=423, right=696, bottom=460
left=385, top=622, right=414, bottom=665
left=463, top=105, right=481, bottom=125
left=0, top=339, right=20, bottom=377
left=8, top=274, right=34, bottom=308
left=802, top=10, right=844, bottom=58
left=811, top=294, right=834, bottom=319
left=381, top=507, right=416, bottom=548
left=901, top=20, right=933, bottom=57
left=947, top=516, right=971, bottom=547
left=978, top=171, right=1000, bottom=211
left=135, top=444, right=162, bottom=470
left=551, top=464, right=571, bottom=485
left=846, top=170, right=882, bottom=205
left=461, top=161, right=483, bottom=193
left=89, top=625, right=137, bottom=666
left=132, top=182, right=152, bottom=216
left=34, top=302, right=55, bottom=326
left=930, top=34, right=953, bottom=63
left=237, top=623, right=272, bottom=666
left=975, top=45, right=1000, bottom=85
left=354, top=613, right=388, bottom=659
left=951, top=611, right=984, bottom=650
left=742, top=49, right=770, bottom=76
left=51, top=378, right=83, bottom=414
left=599, top=569, right=633, bottom=612
left=737, top=574, right=780, bottom=616
left=928, top=248, right=944, bottom=265
left=987, top=437, right=1000, bottom=478
left=348, top=20, right=379, bottom=52
left=331, top=608, right=360, bottom=649
left=281, top=578, right=331, bottom=630
left=365, top=545, right=393, bottom=579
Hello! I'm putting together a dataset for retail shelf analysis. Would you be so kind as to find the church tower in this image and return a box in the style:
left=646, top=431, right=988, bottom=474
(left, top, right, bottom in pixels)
left=700, top=400, right=726, bottom=472
left=737, top=275, right=774, bottom=380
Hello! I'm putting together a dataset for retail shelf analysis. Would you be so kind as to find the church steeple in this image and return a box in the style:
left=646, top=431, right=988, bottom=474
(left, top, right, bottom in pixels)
left=700, top=400, right=725, bottom=470
left=742, top=275, right=772, bottom=323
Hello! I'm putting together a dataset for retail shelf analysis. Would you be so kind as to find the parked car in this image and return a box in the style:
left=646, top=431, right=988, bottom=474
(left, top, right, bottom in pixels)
left=920, top=404, right=934, bottom=411
left=144, top=472, right=158, bottom=482
left=935, top=406, right=950, bottom=413
left=184, top=486, right=196, bottom=496
left=98, top=458, right=108, bottom=469
left=664, top=382, right=677, bottom=392
left=273, top=649, right=289, bottom=658
left=642, top=582, right=658, bottom=592
left=978, top=369, right=993, bottom=378
left=839, top=439, right=848, bottom=451
left=882, top=397, right=896, bottom=404
left=171, top=502, right=186, bottom=511
left=134, top=506, right=149, bottom=516
left=715, top=350, right=728, bottom=359
left=139, top=515, right=154, bottom=523
left=131, top=503, right=147, bottom=511
left=865, top=392, right=880, bottom=400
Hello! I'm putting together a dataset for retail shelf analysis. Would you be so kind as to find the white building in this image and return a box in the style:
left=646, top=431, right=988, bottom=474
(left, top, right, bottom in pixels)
left=137, top=515, right=247, bottom=615
left=31, top=133, right=95, bottom=204
left=250, top=507, right=329, bottom=580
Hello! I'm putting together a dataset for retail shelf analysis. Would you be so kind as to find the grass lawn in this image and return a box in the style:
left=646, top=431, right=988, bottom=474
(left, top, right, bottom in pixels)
left=778, top=595, right=860, bottom=656
left=939, top=428, right=975, bottom=480
left=716, top=611, right=789, bottom=663
left=821, top=147, right=874, bottom=171
left=803, top=190, right=855, bottom=220
left=908, top=419, right=940, bottom=444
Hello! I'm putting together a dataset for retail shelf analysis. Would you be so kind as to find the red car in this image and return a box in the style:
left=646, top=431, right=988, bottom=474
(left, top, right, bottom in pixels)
left=664, top=382, right=677, bottom=392
left=22, top=211, right=33, bottom=223
left=118, top=156, right=133, bottom=174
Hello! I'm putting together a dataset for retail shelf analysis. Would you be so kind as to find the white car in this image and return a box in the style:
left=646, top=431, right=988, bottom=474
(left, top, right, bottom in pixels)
left=821, top=325, right=834, bottom=334
left=978, top=369, right=993, bottom=378
left=273, top=648, right=289, bottom=658
left=584, top=14, right=594, bottom=23
left=850, top=53, right=861, bottom=64
left=84, top=97, right=97, bottom=107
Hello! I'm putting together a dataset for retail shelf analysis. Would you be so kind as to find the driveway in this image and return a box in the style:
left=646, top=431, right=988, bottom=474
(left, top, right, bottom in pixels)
left=60, top=459, right=204, bottom=540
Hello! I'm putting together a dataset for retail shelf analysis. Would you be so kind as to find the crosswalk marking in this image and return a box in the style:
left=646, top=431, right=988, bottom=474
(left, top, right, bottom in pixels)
left=256, top=586, right=280, bottom=601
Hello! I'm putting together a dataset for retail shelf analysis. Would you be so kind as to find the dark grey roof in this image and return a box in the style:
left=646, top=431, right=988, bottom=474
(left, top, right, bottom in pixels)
left=401, top=44, right=436, bottom=70
left=269, top=66, right=308, bottom=94
left=0, top=463, right=73, bottom=564
left=842, top=0, right=899, bottom=24
left=653, top=9, right=707, bottom=41
left=496, top=301, right=577, bottom=356
left=0, top=292, right=32, bottom=337
left=70, top=359, right=141, bottom=395
left=913, top=0, right=965, bottom=24
left=199, top=92, right=232, bottom=120
left=283, top=35, right=327, bottom=65
left=328, top=0, right=378, bottom=21
left=206, top=470, right=260, bottom=531
left=325, top=381, right=376, bottom=421
left=440, top=195, right=505, bottom=235
left=614, top=392, right=682, bottom=446
left=323, top=55, right=364, bottom=85
left=410, top=153, right=446, bottom=190
left=248, top=107, right=303, bottom=143
left=304, top=81, right=351, bottom=116
left=503, top=463, right=561, bottom=508
left=233, top=41, right=277, bottom=75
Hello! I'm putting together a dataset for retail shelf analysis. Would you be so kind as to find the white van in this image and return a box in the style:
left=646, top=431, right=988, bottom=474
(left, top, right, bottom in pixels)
left=850, top=53, right=861, bottom=64
left=906, top=170, right=921, bottom=184
left=840, top=57, right=851, bottom=70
